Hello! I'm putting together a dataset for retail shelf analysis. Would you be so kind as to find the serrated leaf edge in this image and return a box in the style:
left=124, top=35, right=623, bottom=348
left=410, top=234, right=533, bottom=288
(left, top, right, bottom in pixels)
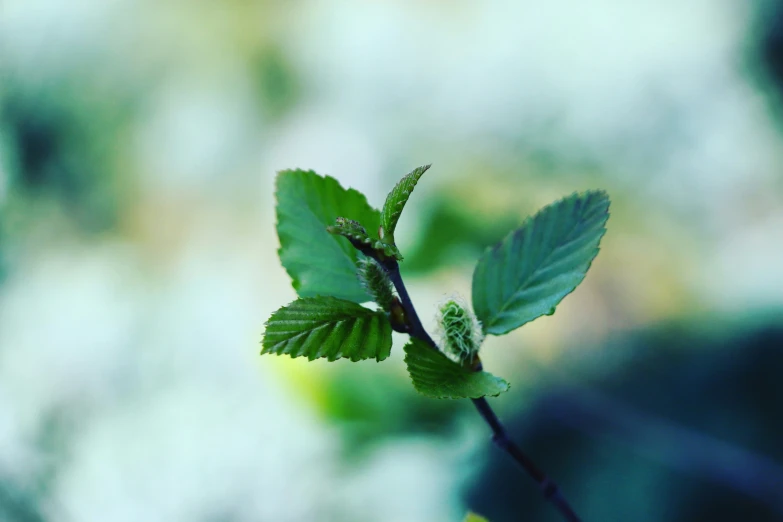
left=403, top=340, right=510, bottom=399
left=473, top=189, right=610, bottom=335
left=380, top=164, right=431, bottom=245
left=261, top=296, right=392, bottom=362
left=274, top=169, right=381, bottom=302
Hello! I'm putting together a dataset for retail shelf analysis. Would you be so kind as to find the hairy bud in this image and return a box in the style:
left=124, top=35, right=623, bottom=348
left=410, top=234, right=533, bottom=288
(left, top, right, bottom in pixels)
left=357, top=258, right=395, bottom=311
left=436, top=295, right=484, bottom=365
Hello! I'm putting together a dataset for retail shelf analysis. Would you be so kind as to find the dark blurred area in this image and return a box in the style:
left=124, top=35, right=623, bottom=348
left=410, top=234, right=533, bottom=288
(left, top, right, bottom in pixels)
left=1, top=2, right=782, bottom=522
left=468, top=320, right=783, bottom=522
left=1, top=86, right=125, bottom=232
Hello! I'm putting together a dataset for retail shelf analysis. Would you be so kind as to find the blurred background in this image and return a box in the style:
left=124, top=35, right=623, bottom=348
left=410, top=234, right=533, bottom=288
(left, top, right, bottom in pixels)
left=1, top=1, right=782, bottom=521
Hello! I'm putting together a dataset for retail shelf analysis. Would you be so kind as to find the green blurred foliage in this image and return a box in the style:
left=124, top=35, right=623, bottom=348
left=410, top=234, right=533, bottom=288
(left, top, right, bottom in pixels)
left=0, top=481, right=45, bottom=522
left=314, top=361, right=464, bottom=457
left=252, top=44, right=301, bottom=121
left=0, top=80, right=131, bottom=233
left=0, top=225, right=6, bottom=283
left=403, top=194, right=520, bottom=275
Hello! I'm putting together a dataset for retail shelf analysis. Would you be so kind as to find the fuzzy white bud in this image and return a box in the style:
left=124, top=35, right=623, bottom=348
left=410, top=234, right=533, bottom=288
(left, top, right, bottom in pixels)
left=357, top=258, right=395, bottom=311
left=435, top=294, right=484, bottom=364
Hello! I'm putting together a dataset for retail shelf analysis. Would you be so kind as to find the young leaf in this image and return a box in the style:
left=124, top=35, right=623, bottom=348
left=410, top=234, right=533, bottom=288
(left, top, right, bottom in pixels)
left=435, top=295, right=484, bottom=364
left=379, top=164, right=431, bottom=246
left=276, top=170, right=381, bottom=303
left=327, top=217, right=403, bottom=260
left=357, top=258, right=396, bottom=312
left=463, top=513, right=490, bottom=522
left=262, top=296, right=393, bottom=362
left=472, top=190, right=610, bottom=335
left=327, top=217, right=370, bottom=242
left=403, top=338, right=509, bottom=399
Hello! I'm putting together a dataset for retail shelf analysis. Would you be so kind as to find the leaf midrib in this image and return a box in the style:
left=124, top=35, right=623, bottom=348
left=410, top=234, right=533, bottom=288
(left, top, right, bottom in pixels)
left=267, top=311, right=378, bottom=355
left=489, top=202, right=604, bottom=325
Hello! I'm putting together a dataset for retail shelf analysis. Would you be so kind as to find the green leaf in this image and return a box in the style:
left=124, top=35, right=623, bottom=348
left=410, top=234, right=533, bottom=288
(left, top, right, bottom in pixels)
left=327, top=217, right=403, bottom=261
left=327, top=217, right=372, bottom=244
left=276, top=170, right=381, bottom=303
left=380, top=164, right=431, bottom=246
left=356, top=258, right=396, bottom=311
left=463, top=513, right=490, bottom=522
left=472, top=190, right=610, bottom=335
left=403, top=339, right=509, bottom=399
left=262, top=296, right=392, bottom=362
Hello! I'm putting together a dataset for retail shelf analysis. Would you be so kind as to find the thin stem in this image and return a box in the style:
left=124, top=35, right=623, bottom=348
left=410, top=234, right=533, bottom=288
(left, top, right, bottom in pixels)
left=384, top=261, right=436, bottom=346
left=379, top=258, right=582, bottom=522
left=473, top=397, right=581, bottom=522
